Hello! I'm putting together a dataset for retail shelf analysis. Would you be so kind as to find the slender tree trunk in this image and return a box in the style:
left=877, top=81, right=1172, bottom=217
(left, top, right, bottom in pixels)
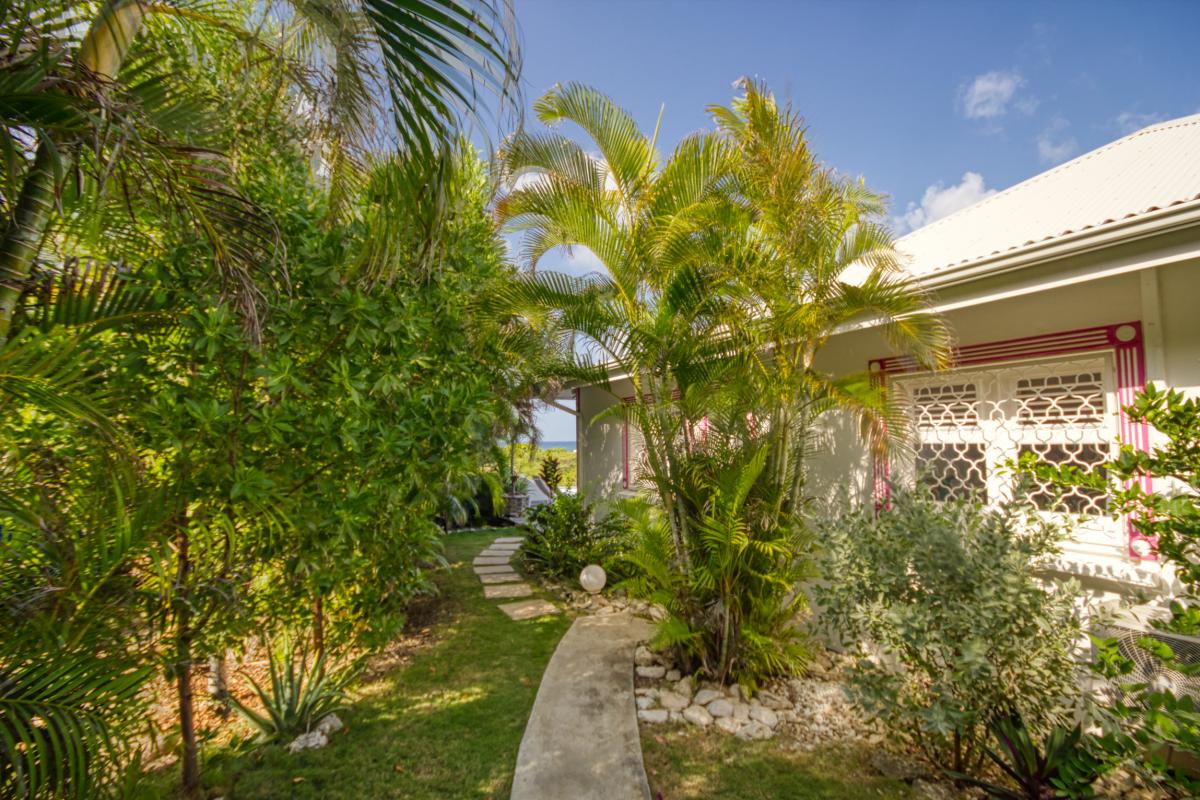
left=174, top=524, right=201, bottom=799
left=312, top=596, right=325, bottom=660
left=176, top=649, right=200, bottom=798
left=0, top=0, right=146, bottom=337
left=206, top=654, right=229, bottom=717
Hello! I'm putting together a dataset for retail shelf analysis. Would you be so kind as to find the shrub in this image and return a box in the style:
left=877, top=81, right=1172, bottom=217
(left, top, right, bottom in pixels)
left=816, top=483, right=1083, bottom=775
left=539, top=455, right=562, bottom=494
left=230, top=633, right=360, bottom=742
left=1024, top=385, right=1200, bottom=795
left=521, top=493, right=630, bottom=580
left=950, top=714, right=1104, bottom=799
left=621, top=445, right=813, bottom=688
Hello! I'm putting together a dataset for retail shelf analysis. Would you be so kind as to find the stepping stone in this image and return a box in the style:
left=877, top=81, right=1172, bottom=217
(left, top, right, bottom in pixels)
left=479, top=549, right=515, bottom=558
left=479, top=571, right=523, bottom=584
left=487, top=542, right=522, bottom=551
left=474, top=556, right=511, bottom=566
left=494, top=536, right=524, bottom=544
left=498, top=599, right=561, bottom=621
left=511, top=613, right=655, bottom=800
left=475, top=564, right=516, bottom=575
left=483, top=583, right=534, bottom=599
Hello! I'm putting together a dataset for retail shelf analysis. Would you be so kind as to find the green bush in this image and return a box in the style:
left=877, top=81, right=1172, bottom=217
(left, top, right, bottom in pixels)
left=620, top=445, right=813, bottom=689
left=1024, top=385, right=1200, bottom=795
left=816, top=483, right=1082, bottom=775
left=521, top=493, right=629, bottom=581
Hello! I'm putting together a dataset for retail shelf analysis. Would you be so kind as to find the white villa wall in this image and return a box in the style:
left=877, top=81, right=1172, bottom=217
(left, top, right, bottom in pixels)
left=574, top=255, right=1200, bottom=600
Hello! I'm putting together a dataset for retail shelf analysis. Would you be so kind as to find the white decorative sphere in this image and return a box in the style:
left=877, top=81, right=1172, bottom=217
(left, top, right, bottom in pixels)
left=580, top=564, right=606, bottom=594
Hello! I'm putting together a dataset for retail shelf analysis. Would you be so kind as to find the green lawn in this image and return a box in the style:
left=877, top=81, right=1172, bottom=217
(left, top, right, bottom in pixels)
left=642, top=726, right=918, bottom=800
left=186, top=529, right=571, bottom=799
left=162, top=529, right=918, bottom=799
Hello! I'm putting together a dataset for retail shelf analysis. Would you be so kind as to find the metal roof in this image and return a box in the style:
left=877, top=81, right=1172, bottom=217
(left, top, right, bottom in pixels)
left=895, top=113, right=1200, bottom=277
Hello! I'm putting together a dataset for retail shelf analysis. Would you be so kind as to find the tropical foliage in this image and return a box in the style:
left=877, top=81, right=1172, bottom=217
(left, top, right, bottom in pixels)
left=0, top=1, right=533, bottom=797
left=497, top=80, right=950, bottom=686
left=949, top=715, right=1105, bottom=800
left=521, top=492, right=629, bottom=580
left=1021, top=385, right=1200, bottom=797
left=816, top=483, right=1083, bottom=776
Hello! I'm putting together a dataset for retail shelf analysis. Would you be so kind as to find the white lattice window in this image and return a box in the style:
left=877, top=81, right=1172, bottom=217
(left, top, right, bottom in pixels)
left=892, top=355, right=1122, bottom=553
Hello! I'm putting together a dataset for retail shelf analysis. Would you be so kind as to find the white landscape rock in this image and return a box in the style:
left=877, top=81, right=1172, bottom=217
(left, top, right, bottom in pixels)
left=692, top=688, right=722, bottom=707
left=715, top=716, right=742, bottom=734
left=673, top=676, right=694, bottom=700
left=736, top=721, right=774, bottom=740
left=731, top=702, right=751, bottom=722
left=658, top=690, right=690, bottom=712
left=682, top=704, right=713, bottom=727
left=636, top=665, right=666, bottom=679
left=314, top=713, right=343, bottom=736
left=756, top=689, right=791, bottom=710
left=637, top=709, right=669, bottom=724
left=634, top=646, right=655, bottom=666
left=706, top=698, right=734, bottom=718
left=749, top=704, right=779, bottom=728
left=286, top=730, right=329, bottom=753
left=664, top=669, right=681, bottom=682
left=636, top=695, right=656, bottom=710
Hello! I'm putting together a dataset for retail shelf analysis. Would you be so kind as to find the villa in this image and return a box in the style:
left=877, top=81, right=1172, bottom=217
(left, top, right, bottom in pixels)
left=572, top=113, right=1200, bottom=604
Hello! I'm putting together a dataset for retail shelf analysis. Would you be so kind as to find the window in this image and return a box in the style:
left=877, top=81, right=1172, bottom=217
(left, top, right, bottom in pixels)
left=891, top=354, right=1121, bottom=551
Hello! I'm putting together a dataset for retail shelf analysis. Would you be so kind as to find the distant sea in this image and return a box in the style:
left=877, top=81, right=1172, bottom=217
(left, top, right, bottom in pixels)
left=539, top=440, right=577, bottom=452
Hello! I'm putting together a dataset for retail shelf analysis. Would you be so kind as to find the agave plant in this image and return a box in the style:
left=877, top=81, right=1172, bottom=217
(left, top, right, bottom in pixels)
left=230, top=633, right=360, bottom=742
left=950, top=714, right=1105, bottom=800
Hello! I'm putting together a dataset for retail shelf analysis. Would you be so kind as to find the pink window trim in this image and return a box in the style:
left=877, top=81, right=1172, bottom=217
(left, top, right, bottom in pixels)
left=869, top=321, right=1154, bottom=559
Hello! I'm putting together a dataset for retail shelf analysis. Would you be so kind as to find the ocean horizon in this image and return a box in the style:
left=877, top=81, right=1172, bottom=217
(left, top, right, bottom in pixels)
left=538, top=440, right=576, bottom=452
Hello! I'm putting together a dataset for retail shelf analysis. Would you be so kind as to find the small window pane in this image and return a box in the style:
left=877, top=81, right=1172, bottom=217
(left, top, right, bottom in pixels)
left=912, top=382, right=979, bottom=428
left=1016, top=372, right=1104, bottom=426
left=917, top=443, right=987, bottom=502
left=1019, top=442, right=1108, bottom=514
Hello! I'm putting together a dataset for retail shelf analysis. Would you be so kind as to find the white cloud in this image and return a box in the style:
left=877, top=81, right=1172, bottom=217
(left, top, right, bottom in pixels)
left=895, top=172, right=998, bottom=233
left=960, top=71, right=1024, bottom=119
left=1036, top=116, right=1078, bottom=164
left=1113, top=110, right=1164, bottom=134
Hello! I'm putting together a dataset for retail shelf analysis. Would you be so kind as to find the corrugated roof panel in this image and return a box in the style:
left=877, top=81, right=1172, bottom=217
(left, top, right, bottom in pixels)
left=895, top=114, right=1200, bottom=275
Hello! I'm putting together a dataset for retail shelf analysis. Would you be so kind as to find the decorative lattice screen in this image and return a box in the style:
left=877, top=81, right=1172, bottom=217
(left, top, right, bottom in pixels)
left=892, top=355, right=1122, bottom=553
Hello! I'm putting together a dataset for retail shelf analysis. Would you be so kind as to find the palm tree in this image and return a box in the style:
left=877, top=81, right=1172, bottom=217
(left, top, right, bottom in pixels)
left=498, top=81, right=951, bottom=682
left=708, top=79, right=953, bottom=519
left=496, top=82, right=741, bottom=565
left=0, top=0, right=521, bottom=336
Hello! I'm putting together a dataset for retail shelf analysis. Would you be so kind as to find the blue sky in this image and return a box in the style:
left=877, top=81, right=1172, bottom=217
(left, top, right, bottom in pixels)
left=514, top=0, right=1200, bottom=441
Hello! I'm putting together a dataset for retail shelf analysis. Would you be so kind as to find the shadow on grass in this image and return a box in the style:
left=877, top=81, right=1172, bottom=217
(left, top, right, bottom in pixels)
left=642, top=718, right=919, bottom=800
left=184, top=529, right=571, bottom=800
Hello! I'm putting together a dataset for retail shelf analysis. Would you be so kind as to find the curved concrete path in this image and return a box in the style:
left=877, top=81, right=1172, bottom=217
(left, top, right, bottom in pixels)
left=511, top=612, right=654, bottom=800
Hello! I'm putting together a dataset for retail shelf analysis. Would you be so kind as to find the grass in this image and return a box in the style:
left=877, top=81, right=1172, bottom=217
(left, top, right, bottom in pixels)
left=641, top=725, right=918, bottom=800
left=183, top=529, right=572, bottom=799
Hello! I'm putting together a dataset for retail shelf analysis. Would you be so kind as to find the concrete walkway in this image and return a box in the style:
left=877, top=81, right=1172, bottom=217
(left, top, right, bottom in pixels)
left=511, top=613, right=654, bottom=800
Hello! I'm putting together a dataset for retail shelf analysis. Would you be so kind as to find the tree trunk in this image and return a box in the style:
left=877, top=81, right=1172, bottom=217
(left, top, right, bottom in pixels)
left=176, top=648, right=200, bottom=798
left=174, top=521, right=201, bottom=798
left=0, top=0, right=146, bottom=337
left=206, top=653, right=229, bottom=717
left=312, top=596, right=325, bottom=660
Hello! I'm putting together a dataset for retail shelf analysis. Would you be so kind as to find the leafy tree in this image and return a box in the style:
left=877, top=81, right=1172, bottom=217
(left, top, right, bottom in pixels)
left=0, top=2, right=532, bottom=796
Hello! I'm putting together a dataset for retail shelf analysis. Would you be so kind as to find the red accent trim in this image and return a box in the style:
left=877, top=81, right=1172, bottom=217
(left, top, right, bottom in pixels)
left=871, top=321, right=1154, bottom=559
